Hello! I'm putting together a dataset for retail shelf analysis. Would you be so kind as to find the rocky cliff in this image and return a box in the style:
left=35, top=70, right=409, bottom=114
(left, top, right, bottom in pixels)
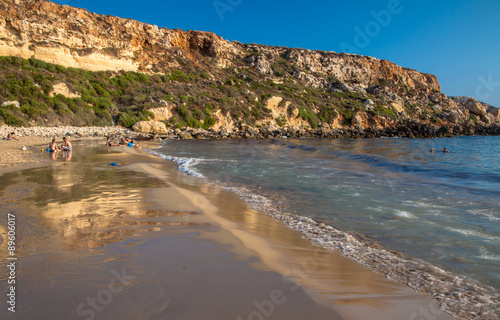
left=0, top=0, right=498, bottom=137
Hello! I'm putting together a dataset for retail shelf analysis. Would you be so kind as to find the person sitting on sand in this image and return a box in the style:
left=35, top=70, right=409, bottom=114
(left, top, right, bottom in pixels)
left=6, top=132, right=19, bottom=140
left=49, top=138, right=60, bottom=152
left=128, top=139, right=142, bottom=149
left=61, top=136, right=72, bottom=151
left=106, top=136, right=118, bottom=147
left=118, top=138, right=129, bottom=146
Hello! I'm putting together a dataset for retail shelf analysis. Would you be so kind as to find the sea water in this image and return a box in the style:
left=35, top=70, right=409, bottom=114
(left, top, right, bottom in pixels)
left=149, top=136, right=500, bottom=291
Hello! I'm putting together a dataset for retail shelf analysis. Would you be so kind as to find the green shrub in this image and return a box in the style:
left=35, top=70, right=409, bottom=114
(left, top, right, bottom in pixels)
left=375, top=105, right=397, bottom=119
left=202, top=117, right=216, bottom=130
left=117, top=112, right=138, bottom=128
left=176, top=105, right=190, bottom=119
left=169, top=70, right=191, bottom=82
left=338, top=108, right=353, bottom=125
left=275, top=117, right=285, bottom=127
left=0, top=108, right=26, bottom=126
left=431, top=116, right=442, bottom=124
left=185, top=117, right=202, bottom=128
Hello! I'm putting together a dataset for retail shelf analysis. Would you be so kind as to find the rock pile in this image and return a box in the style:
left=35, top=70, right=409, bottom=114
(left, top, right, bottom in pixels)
left=0, top=126, right=138, bottom=139
left=2, top=121, right=499, bottom=142
left=139, top=122, right=500, bottom=140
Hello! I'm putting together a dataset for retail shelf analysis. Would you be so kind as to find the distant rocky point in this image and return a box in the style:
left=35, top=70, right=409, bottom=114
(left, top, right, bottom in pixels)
left=0, top=0, right=498, bottom=137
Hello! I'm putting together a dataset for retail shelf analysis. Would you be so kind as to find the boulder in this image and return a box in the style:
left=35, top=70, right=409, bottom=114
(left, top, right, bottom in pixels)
left=244, top=54, right=272, bottom=75
left=330, top=82, right=366, bottom=94
left=179, top=131, right=193, bottom=139
left=149, top=106, right=171, bottom=121
left=487, top=106, right=500, bottom=123
left=464, top=98, right=487, bottom=118
left=429, top=94, right=440, bottom=103
left=131, top=121, right=167, bottom=135
left=49, top=82, right=80, bottom=98
left=390, top=101, right=405, bottom=114
left=2, top=101, right=20, bottom=108
left=265, top=96, right=283, bottom=110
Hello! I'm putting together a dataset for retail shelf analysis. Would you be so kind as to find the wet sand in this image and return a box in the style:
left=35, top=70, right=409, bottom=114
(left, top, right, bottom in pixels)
left=0, top=141, right=454, bottom=319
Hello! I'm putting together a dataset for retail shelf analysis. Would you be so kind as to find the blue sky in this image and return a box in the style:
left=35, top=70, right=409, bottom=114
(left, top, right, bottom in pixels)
left=53, top=0, right=500, bottom=107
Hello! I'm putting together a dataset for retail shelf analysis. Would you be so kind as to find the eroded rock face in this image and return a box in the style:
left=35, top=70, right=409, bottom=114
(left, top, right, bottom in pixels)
left=131, top=121, right=167, bottom=135
left=0, top=0, right=497, bottom=132
left=49, top=82, right=80, bottom=98
left=0, top=0, right=241, bottom=72
left=0, top=0, right=439, bottom=93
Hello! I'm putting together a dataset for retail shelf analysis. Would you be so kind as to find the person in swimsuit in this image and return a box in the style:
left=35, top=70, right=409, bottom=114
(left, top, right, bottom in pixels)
left=6, top=132, right=19, bottom=140
left=106, top=136, right=118, bottom=146
left=61, top=136, right=72, bottom=151
left=49, top=138, right=59, bottom=152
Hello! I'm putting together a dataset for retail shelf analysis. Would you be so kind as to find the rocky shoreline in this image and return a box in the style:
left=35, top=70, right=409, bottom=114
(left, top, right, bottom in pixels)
left=1, top=122, right=499, bottom=142
left=160, top=122, right=500, bottom=140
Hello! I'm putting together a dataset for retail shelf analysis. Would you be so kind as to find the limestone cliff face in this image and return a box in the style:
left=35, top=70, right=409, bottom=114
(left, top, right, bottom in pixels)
left=0, top=0, right=498, bottom=132
left=0, top=0, right=437, bottom=88
left=0, top=0, right=240, bottom=71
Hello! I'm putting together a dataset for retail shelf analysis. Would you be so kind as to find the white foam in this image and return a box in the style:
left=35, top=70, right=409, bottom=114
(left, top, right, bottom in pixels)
left=446, top=227, right=500, bottom=242
left=147, top=150, right=204, bottom=178
left=470, top=209, right=500, bottom=222
left=403, top=200, right=446, bottom=209
left=394, top=210, right=416, bottom=219
left=478, top=247, right=500, bottom=261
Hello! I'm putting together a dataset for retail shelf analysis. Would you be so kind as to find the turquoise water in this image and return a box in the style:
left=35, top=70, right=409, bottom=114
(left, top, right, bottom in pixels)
left=150, top=136, right=500, bottom=290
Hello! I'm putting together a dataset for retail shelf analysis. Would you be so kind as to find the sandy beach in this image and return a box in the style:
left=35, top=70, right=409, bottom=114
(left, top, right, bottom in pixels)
left=0, top=137, right=455, bottom=320
left=0, top=136, right=52, bottom=171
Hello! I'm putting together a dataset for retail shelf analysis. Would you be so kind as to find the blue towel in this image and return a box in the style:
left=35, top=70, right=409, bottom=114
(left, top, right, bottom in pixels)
left=108, top=163, right=118, bottom=166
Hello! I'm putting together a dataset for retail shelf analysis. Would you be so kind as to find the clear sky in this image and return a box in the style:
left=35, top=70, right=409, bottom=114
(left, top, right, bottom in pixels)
left=52, top=0, right=500, bottom=107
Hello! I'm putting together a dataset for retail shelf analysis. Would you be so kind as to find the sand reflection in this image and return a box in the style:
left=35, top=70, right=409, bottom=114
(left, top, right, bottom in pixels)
left=43, top=197, right=205, bottom=251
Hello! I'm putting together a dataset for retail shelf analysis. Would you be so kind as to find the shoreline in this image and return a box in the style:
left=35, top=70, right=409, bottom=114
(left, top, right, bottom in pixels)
left=147, top=141, right=500, bottom=320
left=0, top=122, right=499, bottom=146
left=0, top=137, right=456, bottom=320
left=122, top=148, right=455, bottom=320
left=214, top=181, right=500, bottom=320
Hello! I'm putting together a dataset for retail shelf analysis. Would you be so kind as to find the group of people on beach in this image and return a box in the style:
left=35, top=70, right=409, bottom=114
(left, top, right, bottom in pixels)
left=48, top=136, right=72, bottom=161
left=49, top=136, right=72, bottom=152
left=106, top=136, right=141, bottom=149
